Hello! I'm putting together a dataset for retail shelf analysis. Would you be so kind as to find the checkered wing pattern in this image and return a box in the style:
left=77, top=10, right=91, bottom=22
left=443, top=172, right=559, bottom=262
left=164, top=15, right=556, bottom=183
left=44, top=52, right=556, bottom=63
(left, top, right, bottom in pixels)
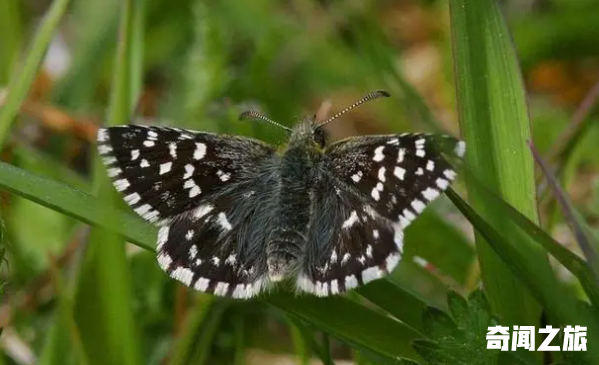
left=297, top=133, right=465, bottom=296
left=98, top=125, right=278, bottom=298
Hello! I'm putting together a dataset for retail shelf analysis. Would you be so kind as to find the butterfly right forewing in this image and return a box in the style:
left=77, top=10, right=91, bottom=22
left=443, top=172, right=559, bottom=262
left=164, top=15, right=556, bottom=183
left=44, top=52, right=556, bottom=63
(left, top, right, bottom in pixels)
left=297, top=133, right=464, bottom=296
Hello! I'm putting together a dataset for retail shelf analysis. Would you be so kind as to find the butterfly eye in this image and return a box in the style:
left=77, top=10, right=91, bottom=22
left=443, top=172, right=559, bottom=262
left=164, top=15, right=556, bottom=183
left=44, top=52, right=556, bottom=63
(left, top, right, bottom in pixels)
left=313, top=128, right=327, bottom=147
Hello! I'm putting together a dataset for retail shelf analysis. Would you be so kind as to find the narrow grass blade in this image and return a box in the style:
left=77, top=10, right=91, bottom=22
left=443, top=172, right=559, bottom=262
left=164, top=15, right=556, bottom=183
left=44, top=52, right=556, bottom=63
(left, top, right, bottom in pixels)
left=72, top=1, right=145, bottom=364
left=0, top=0, right=22, bottom=83
left=0, top=0, right=72, bottom=146
left=449, top=0, right=547, bottom=331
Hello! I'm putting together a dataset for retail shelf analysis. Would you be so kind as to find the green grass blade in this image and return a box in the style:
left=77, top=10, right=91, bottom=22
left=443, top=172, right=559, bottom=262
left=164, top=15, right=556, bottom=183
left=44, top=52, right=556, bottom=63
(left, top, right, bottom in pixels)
left=0, top=0, right=22, bottom=84
left=0, top=161, right=154, bottom=250
left=72, top=1, right=144, bottom=364
left=0, top=0, right=72, bottom=146
left=449, top=0, right=546, bottom=331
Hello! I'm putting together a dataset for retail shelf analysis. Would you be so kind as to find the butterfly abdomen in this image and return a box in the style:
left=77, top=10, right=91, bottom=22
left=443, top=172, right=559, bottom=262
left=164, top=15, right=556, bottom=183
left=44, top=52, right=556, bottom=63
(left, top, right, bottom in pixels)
left=266, top=143, right=320, bottom=281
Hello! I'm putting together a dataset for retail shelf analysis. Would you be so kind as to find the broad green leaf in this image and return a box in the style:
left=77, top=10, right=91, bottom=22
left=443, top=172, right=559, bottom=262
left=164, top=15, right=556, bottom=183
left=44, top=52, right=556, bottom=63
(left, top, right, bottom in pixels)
left=449, top=0, right=545, bottom=335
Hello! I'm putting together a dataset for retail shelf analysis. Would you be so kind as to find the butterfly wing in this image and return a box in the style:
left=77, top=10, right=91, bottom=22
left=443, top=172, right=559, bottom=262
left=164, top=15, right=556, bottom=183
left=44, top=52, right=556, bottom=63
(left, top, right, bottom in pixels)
left=98, top=125, right=278, bottom=298
left=297, top=133, right=464, bottom=296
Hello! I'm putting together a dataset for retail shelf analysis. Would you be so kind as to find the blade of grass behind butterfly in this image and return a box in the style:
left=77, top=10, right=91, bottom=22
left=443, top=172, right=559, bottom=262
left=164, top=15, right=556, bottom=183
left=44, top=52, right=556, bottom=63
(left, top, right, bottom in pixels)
left=71, top=1, right=144, bottom=364
left=0, top=164, right=423, bottom=363
left=0, top=0, right=72, bottom=146
left=51, top=0, right=120, bottom=108
left=446, top=189, right=599, bottom=363
left=530, top=143, right=599, bottom=285
left=449, top=0, right=547, bottom=335
left=0, top=0, right=21, bottom=84
left=168, top=296, right=223, bottom=365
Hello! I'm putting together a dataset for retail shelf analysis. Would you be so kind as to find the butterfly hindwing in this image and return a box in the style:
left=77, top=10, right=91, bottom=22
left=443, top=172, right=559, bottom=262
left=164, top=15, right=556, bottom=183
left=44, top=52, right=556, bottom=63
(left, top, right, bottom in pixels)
left=98, top=125, right=279, bottom=298
left=297, top=133, right=464, bottom=296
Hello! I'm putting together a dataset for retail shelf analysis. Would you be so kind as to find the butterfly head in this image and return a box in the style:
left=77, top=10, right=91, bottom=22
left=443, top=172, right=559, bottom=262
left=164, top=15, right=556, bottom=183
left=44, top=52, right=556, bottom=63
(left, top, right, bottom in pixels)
left=288, top=114, right=327, bottom=148
left=239, top=90, right=390, bottom=150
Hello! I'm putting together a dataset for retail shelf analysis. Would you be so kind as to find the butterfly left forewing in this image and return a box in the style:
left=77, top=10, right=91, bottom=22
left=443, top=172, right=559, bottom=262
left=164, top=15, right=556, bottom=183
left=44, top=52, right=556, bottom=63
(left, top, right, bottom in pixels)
left=297, top=133, right=464, bottom=296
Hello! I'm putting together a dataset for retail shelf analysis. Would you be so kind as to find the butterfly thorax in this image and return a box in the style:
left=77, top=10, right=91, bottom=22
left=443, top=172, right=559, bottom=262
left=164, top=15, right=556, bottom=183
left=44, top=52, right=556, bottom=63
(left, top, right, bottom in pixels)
left=267, top=118, right=322, bottom=281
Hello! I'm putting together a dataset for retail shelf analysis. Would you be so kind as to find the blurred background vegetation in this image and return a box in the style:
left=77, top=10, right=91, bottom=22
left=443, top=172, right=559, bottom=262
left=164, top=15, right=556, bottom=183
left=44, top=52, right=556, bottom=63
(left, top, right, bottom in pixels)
left=1, top=0, right=599, bottom=364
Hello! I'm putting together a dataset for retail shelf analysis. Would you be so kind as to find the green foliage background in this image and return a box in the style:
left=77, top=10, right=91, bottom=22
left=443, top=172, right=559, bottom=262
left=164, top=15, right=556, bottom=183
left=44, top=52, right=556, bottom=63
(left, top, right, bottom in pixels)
left=1, top=0, right=599, bottom=364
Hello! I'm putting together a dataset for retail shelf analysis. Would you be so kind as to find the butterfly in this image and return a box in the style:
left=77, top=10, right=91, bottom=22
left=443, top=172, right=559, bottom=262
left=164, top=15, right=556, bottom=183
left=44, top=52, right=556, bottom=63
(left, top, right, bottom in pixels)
left=97, top=90, right=465, bottom=299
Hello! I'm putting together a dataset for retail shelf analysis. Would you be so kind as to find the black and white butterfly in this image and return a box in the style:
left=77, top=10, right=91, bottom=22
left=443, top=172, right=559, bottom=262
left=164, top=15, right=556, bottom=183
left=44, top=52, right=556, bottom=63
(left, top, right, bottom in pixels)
left=97, top=90, right=465, bottom=299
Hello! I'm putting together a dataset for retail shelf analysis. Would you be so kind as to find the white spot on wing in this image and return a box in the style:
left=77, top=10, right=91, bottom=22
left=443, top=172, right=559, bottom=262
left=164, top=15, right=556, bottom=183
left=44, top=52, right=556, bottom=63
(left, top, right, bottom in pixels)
left=194, top=143, right=207, bottom=160
left=157, top=226, right=170, bottom=250
left=195, top=278, right=210, bottom=291
left=351, top=171, right=363, bottom=182
left=187, top=231, right=195, bottom=241
left=194, top=204, right=213, bottom=219
left=189, top=186, right=201, bottom=198
left=98, top=145, right=112, bottom=154
left=225, top=254, right=237, bottom=266
left=217, top=212, right=232, bottom=231
left=214, top=282, right=230, bottom=296
left=373, top=229, right=379, bottom=239
left=422, top=187, right=440, bottom=201
left=386, top=253, right=401, bottom=272
left=345, top=275, right=358, bottom=289
left=114, top=178, right=130, bottom=191
left=455, top=141, right=466, bottom=157
left=189, top=244, right=198, bottom=259
left=157, top=253, right=172, bottom=270
left=411, top=199, right=426, bottom=213
left=416, top=167, right=424, bottom=175
left=371, top=188, right=380, bottom=201
left=212, top=257, right=220, bottom=267
left=131, top=149, right=140, bottom=161
left=366, top=245, right=373, bottom=258
left=394, top=166, right=406, bottom=180
left=330, top=250, right=338, bottom=264
left=436, top=178, right=449, bottom=190
left=378, top=167, right=386, bottom=182
left=97, top=129, right=108, bottom=142
left=159, top=162, right=172, bottom=175
left=107, top=167, right=121, bottom=177
left=183, top=164, right=194, bottom=179
left=426, top=160, right=435, bottom=171
left=373, top=146, right=385, bottom=162
left=330, top=279, right=339, bottom=294
left=387, top=138, right=399, bottom=145
left=342, top=211, right=359, bottom=229
left=143, top=140, right=155, bottom=147
left=397, top=148, right=405, bottom=163
left=169, top=142, right=177, bottom=158
left=443, top=169, right=457, bottom=180
left=217, top=170, right=231, bottom=182
left=362, top=267, right=383, bottom=283
left=171, top=267, right=194, bottom=286
left=125, top=192, right=141, bottom=205
left=140, top=159, right=149, bottom=168
left=341, top=253, right=351, bottom=265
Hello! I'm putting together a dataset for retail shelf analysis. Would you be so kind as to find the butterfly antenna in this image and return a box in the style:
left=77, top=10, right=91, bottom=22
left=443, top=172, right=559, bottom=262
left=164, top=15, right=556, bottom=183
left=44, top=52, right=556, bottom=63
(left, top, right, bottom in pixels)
left=315, top=90, right=391, bottom=129
left=239, top=110, right=293, bottom=133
